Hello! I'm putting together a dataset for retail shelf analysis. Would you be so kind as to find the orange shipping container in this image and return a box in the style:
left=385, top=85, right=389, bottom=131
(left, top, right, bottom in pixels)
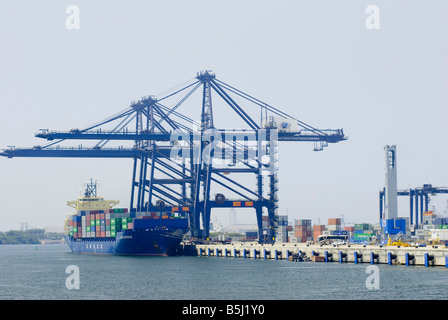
left=295, top=231, right=312, bottom=238
left=312, top=256, right=325, bottom=262
left=328, top=218, right=341, bottom=225
left=295, top=225, right=312, bottom=233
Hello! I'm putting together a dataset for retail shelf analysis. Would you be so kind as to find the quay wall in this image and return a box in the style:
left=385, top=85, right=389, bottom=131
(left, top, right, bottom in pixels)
left=184, top=242, right=448, bottom=267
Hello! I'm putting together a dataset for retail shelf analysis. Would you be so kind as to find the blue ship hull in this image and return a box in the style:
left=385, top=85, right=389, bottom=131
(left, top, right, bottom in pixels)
left=65, top=218, right=189, bottom=256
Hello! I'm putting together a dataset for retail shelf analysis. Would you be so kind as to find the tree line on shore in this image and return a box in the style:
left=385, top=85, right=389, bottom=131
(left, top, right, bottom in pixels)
left=0, top=229, right=63, bottom=244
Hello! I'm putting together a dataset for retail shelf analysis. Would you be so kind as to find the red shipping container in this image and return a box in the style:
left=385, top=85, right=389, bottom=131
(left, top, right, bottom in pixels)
left=106, top=219, right=110, bottom=225
left=344, top=226, right=354, bottom=232
left=100, top=231, right=106, bottom=237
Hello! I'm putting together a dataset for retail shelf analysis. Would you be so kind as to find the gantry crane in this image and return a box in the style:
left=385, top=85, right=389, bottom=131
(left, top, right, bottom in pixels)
left=379, top=184, right=448, bottom=228
left=1, top=71, right=347, bottom=243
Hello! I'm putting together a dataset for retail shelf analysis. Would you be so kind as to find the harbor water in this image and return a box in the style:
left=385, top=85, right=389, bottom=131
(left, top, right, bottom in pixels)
left=1, top=244, right=447, bottom=300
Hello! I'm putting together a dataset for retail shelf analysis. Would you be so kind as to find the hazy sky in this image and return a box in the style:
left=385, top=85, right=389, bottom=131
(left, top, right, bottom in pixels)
left=1, top=1, right=447, bottom=231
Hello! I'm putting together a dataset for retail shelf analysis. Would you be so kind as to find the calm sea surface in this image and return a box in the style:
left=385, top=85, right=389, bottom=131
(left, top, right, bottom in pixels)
left=0, top=244, right=447, bottom=300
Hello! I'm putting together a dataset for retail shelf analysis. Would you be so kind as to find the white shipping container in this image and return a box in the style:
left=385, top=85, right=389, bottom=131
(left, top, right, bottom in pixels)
left=277, top=235, right=287, bottom=242
left=327, top=225, right=341, bottom=231
left=439, top=230, right=448, bottom=240
left=106, top=231, right=111, bottom=237
left=431, top=230, right=446, bottom=240
left=106, top=213, right=111, bottom=219
left=288, top=231, right=295, bottom=237
left=423, top=225, right=434, bottom=230
left=294, top=219, right=311, bottom=226
left=289, top=237, right=298, bottom=243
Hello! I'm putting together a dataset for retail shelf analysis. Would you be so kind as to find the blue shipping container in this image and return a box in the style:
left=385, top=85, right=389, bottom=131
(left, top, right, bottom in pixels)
left=382, top=219, right=405, bottom=234
left=331, top=230, right=348, bottom=236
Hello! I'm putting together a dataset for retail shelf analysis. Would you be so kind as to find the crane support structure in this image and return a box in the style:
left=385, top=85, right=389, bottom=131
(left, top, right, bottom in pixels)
left=379, top=184, right=448, bottom=228
left=1, top=71, right=347, bottom=244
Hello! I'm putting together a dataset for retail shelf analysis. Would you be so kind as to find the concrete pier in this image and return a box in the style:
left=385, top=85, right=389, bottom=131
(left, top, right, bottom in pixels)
left=184, top=242, right=448, bottom=267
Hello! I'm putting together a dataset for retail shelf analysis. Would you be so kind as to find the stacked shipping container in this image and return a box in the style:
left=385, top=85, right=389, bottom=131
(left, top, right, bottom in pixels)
left=322, top=218, right=349, bottom=237
left=67, top=208, right=186, bottom=239
left=327, top=218, right=341, bottom=231
left=294, top=219, right=312, bottom=243
left=312, top=225, right=326, bottom=240
left=276, top=215, right=289, bottom=242
left=68, top=208, right=130, bottom=239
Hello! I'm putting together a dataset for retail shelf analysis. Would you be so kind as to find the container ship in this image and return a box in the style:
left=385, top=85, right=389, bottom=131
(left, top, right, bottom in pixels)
left=64, top=180, right=189, bottom=256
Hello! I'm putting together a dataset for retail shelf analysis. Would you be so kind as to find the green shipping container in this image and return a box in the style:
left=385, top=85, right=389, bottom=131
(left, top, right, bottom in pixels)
left=90, top=220, right=95, bottom=226
left=354, top=233, right=375, bottom=238
left=111, top=225, right=116, bottom=231
left=111, top=218, right=116, bottom=225
left=69, top=231, right=74, bottom=237
left=87, top=226, right=91, bottom=232
left=354, top=224, right=370, bottom=231
left=122, top=217, right=127, bottom=224
left=440, top=225, right=448, bottom=229
left=73, top=227, right=78, bottom=233
left=96, top=220, right=100, bottom=226
left=111, top=231, right=116, bottom=237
